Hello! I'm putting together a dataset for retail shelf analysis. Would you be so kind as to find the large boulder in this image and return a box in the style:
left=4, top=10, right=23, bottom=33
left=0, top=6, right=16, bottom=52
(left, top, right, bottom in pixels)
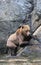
left=30, top=0, right=41, bottom=32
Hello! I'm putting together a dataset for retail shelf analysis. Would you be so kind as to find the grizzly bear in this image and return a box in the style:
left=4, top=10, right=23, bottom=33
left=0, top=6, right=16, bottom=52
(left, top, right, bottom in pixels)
left=6, top=25, right=32, bottom=56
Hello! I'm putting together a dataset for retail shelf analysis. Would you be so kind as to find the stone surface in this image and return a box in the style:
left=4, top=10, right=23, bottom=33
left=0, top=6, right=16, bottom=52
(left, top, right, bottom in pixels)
left=0, top=0, right=34, bottom=21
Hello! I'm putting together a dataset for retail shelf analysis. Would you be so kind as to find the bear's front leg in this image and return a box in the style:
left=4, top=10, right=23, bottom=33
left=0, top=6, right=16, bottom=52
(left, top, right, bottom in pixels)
left=19, top=41, right=33, bottom=47
left=19, top=41, right=29, bottom=47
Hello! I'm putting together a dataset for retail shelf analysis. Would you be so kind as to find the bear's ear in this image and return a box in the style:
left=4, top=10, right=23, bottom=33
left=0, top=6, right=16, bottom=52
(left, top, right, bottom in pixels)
left=18, top=26, right=22, bottom=29
left=18, top=24, right=23, bottom=29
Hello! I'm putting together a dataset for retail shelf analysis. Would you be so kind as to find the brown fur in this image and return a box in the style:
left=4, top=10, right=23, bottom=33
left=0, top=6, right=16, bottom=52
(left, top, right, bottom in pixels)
left=6, top=25, right=30, bottom=56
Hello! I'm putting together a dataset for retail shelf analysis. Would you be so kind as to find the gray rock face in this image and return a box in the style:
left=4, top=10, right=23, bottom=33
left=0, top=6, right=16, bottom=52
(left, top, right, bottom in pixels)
left=35, top=0, right=41, bottom=14
left=30, top=0, right=41, bottom=32
left=0, top=0, right=33, bottom=21
left=31, top=10, right=41, bottom=32
left=0, top=21, right=24, bottom=40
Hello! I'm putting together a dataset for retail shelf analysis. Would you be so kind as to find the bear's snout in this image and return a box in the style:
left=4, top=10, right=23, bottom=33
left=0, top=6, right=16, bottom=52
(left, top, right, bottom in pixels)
left=27, top=32, right=31, bottom=36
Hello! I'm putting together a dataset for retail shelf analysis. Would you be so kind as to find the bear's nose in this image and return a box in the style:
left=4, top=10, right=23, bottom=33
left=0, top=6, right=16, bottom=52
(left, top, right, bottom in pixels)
left=27, top=32, right=31, bottom=36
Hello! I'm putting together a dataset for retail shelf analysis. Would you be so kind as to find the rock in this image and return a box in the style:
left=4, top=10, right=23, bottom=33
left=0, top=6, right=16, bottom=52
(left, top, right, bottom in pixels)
left=0, top=0, right=34, bottom=21
left=0, top=21, right=23, bottom=40
left=30, top=0, right=41, bottom=32
left=35, top=0, right=41, bottom=15
left=31, top=10, right=41, bottom=32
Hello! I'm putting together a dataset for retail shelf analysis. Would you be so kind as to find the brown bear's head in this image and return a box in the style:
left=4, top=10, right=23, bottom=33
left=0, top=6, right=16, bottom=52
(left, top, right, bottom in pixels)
left=16, top=25, right=30, bottom=36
